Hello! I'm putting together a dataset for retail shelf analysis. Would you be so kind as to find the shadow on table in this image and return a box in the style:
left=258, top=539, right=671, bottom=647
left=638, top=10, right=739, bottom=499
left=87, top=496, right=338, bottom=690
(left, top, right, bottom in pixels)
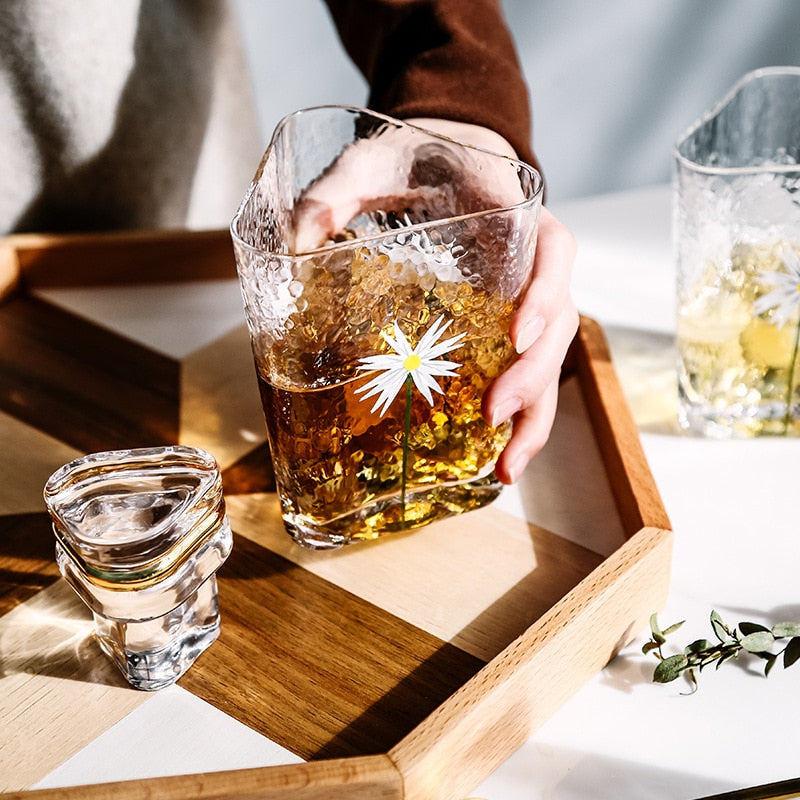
left=721, top=601, right=800, bottom=624
left=602, top=323, right=681, bottom=437
left=0, top=511, right=61, bottom=616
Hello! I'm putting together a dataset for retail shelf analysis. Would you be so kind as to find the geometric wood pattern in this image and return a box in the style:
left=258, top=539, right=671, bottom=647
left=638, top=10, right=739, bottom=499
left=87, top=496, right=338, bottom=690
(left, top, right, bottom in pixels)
left=0, top=511, right=62, bottom=617
left=0, top=293, right=180, bottom=452
left=0, top=230, right=672, bottom=799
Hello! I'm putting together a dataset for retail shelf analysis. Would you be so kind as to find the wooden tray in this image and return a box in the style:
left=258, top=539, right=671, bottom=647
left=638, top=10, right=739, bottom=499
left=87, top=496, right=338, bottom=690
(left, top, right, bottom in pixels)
left=0, top=230, right=672, bottom=800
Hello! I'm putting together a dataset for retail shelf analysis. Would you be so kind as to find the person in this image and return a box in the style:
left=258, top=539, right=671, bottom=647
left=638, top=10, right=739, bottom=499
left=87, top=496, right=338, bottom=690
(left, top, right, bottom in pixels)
left=0, top=0, right=577, bottom=484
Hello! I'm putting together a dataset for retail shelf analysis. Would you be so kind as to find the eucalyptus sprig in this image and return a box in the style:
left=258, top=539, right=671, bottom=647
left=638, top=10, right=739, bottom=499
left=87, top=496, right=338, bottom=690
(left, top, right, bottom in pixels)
left=644, top=611, right=800, bottom=690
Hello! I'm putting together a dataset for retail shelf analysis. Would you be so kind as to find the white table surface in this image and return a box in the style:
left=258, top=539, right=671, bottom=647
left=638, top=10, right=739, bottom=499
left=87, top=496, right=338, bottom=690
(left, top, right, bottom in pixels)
left=476, top=185, right=800, bottom=799
left=34, top=184, right=800, bottom=798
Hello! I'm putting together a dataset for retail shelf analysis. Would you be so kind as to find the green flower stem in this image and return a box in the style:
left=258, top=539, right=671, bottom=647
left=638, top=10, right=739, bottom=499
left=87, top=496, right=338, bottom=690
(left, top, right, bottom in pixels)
left=784, top=320, right=800, bottom=434
left=401, top=374, right=412, bottom=526
left=644, top=612, right=800, bottom=689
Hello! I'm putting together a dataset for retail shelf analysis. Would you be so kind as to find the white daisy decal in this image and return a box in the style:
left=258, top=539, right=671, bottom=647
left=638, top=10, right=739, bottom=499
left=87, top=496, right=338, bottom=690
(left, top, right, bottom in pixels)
left=355, top=316, right=466, bottom=416
left=753, top=247, right=800, bottom=328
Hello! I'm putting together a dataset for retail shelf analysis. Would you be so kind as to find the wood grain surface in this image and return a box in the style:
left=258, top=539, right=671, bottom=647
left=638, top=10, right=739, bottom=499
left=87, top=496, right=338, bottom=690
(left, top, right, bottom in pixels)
left=570, top=317, right=671, bottom=533
left=390, top=526, right=673, bottom=800
left=0, top=512, right=59, bottom=617
left=223, top=491, right=606, bottom=663
left=6, top=229, right=236, bottom=290
left=0, top=231, right=672, bottom=799
left=0, top=293, right=180, bottom=452
left=182, top=533, right=485, bottom=760
left=0, top=580, right=151, bottom=791
left=0, top=756, right=404, bottom=800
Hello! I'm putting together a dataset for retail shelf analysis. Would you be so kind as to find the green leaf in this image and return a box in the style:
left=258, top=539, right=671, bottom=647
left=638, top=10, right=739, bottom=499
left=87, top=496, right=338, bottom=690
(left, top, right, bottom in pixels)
left=654, top=653, right=689, bottom=683
left=764, top=653, right=779, bottom=677
left=711, top=611, right=732, bottom=643
left=698, top=653, right=721, bottom=670
left=662, top=620, right=685, bottom=637
left=772, top=621, right=800, bottom=639
left=739, top=621, right=770, bottom=636
left=716, top=651, right=737, bottom=669
left=642, top=640, right=661, bottom=656
left=741, top=631, right=776, bottom=653
left=648, top=612, right=660, bottom=632
left=784, top=637, right=800, bottom=669
left=753, top=650, right=773, bottom=661
left=684, top=638, right=713, bottom=655
left=649, top=613, right=666, bottom=645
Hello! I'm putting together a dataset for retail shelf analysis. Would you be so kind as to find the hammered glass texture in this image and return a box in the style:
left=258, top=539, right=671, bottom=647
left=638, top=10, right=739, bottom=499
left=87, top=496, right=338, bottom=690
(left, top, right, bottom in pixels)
left=231, top=106, right=542, bottom=547
left=674, top=67, right=800, bottom=437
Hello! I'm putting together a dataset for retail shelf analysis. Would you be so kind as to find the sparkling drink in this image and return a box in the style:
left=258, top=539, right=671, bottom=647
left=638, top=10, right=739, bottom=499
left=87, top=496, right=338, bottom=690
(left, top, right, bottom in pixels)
left=253, top=242, right=521, bottom=546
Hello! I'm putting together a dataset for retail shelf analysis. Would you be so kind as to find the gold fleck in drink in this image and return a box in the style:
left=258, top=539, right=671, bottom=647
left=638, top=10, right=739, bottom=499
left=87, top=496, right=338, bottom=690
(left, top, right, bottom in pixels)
left=257, top=326, right=514, bottom=546
left=253, top=247, right=519, bottom=547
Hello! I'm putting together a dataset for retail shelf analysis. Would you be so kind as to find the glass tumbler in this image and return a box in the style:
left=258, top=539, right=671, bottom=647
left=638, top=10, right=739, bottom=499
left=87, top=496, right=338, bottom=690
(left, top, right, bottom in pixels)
left=231, top=105, right=542, bottom=548
left=44, top=446, right=233, bottom=690
left=674, top=66, right=800, bottom=437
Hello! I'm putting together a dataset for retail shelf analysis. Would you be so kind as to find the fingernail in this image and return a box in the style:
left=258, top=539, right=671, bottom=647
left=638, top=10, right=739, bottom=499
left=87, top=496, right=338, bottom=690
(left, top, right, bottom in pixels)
left=515, top=315, right=545, bottom=354
left=490, top=398, right=520, bottom=428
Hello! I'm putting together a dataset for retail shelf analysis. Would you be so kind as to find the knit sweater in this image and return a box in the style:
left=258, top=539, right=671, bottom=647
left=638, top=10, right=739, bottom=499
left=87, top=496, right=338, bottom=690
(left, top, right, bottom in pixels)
left=323, top=0, right=534, bottom=168
left=0, top=0, right=533, bottom=235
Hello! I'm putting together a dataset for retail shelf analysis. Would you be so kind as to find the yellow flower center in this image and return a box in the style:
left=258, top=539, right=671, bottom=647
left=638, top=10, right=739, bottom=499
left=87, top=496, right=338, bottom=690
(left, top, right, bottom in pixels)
left=403, top=354, right=421, bottom=372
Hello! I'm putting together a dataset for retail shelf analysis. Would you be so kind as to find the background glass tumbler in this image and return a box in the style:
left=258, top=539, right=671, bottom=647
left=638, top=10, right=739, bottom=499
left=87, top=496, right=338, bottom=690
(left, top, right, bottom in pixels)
left=231, top=106, right=542, bottom=548
left=674, top=67, right=800, bottom=437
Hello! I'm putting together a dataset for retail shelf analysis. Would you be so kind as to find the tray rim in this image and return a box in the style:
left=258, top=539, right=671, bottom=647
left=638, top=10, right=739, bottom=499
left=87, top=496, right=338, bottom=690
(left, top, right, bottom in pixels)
left=0, top=230, right=673, bottom=800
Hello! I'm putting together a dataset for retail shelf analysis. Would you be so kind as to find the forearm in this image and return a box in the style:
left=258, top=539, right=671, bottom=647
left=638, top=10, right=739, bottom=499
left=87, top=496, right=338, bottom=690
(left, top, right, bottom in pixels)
left=322, top=0, right=537, bottom=169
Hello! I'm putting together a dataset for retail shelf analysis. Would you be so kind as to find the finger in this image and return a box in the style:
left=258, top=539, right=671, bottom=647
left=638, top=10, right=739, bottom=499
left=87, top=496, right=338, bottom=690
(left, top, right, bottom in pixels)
left=483, top=299, right=579, bottom=428
left=405, top=118, right=526, bottom=207
left=493, top=378, right=560, bottom=484
left=510, top=207, right=577, bottom=354
left=292, top=197, right=339, bottom=253
left=405, top=118, right=518, bottom=159
left=293, top=135, right=411, bottom=252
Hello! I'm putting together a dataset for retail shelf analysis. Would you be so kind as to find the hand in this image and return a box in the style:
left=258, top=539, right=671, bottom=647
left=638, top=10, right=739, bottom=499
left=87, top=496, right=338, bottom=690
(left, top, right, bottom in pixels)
left=482, top=206, right=579, bottom=484
left=293, top=116, right=526, bottom=252
left=405, top=121, right=579, bottom=485
left=293, top=117, right=579, bottom=484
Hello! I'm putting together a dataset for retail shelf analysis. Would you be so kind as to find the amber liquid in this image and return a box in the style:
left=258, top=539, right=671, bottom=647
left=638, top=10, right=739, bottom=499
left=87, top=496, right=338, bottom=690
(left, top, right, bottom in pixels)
left=257, top=332, right=514, bottom=547
left=248, top=222, right=528, bottom=546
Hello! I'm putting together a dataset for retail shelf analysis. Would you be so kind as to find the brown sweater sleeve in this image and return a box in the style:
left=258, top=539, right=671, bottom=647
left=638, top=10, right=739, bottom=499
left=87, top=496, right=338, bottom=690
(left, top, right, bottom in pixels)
left=322, top=0, right=538, bottom=170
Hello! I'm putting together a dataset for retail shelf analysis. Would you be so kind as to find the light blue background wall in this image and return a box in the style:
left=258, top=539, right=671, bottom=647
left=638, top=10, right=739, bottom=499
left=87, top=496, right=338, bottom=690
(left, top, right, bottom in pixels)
left=234, top=0, right=800, bottom=201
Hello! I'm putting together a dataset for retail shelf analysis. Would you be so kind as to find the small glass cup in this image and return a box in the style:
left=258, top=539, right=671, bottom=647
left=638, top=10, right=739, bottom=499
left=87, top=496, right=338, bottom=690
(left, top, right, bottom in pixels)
left=674, top=66, right=800, bottom=437
left=231, top=105, right=542, bottom=548
left=43, top=446, right=232, bottom=691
